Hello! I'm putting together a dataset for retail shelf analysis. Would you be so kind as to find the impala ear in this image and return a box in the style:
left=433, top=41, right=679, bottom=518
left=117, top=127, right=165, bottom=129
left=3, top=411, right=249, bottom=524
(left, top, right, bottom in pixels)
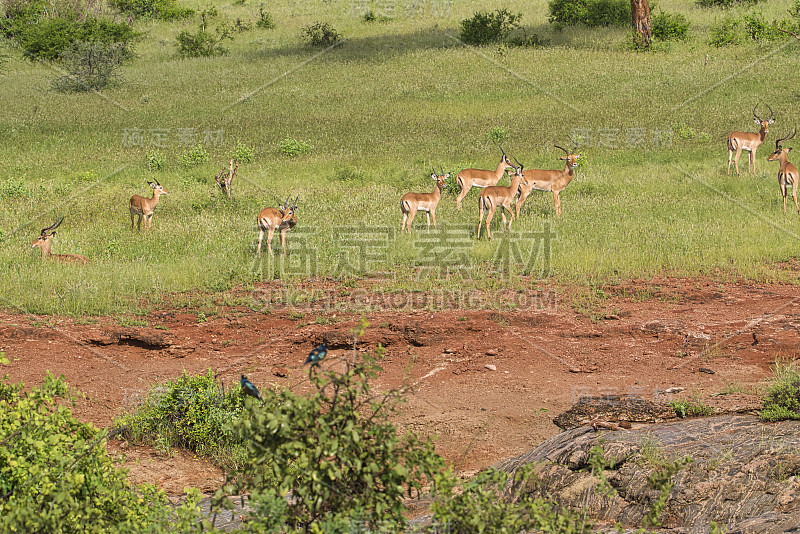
left=444, top=173, right=450, bottom=178
left=769, top=119, right=775, bottom=124
left=787, top=147, right=793, bottom=153
left=431, top=173, right=437, bottom=180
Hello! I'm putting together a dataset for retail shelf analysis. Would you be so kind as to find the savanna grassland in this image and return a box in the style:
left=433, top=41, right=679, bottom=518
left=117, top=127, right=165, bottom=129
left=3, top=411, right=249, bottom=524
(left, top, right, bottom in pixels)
left=2, top=0, right=800, bottom=318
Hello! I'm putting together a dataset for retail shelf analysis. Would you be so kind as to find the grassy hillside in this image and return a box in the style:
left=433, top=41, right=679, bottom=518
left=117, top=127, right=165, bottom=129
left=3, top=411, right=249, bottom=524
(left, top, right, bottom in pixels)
left=2, top=0, right=800, bottom=316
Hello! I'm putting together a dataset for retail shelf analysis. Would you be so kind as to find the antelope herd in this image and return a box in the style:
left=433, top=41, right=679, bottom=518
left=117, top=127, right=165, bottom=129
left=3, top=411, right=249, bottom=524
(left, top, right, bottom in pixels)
left=30, top=102, right=799, bottom=263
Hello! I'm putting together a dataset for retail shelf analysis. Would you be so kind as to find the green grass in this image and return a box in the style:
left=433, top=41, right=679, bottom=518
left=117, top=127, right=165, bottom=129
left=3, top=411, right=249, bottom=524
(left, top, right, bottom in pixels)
left=3, top=0, right=800, bottom=315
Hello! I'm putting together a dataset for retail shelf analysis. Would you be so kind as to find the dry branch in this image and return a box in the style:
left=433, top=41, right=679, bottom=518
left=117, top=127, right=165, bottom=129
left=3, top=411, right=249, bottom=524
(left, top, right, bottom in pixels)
left=214, top=159, right=238, bottom=199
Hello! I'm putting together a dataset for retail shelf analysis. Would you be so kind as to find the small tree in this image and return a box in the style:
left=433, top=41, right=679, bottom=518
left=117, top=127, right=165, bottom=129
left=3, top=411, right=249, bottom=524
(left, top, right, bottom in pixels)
left=52, top=41, right=129, bottom=92
left=214, top=158, right=238, bottom=199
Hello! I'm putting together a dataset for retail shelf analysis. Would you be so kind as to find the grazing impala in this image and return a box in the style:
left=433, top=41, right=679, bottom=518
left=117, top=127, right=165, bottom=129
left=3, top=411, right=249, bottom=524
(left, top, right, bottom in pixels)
left=257, top=196, right=298, bottom=256
left=728, top=104, right=774, bottom=175
left=767, top=128, right=799, bottom=214
left=31, top=218, right=90, bottom=264
left=514, top=139, right=580, bottom=218
left=400, top=168, right=449, bottom=232
left=455, top=147, right=514, bottom=210
left=129, top=179, right=169, bottom=230
left=477, top=156, right=527, bottom=241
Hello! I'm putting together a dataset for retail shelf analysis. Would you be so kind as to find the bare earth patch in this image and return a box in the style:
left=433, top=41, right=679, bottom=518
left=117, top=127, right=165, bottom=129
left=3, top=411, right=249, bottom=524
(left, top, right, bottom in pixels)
left=1, top=277, right=798, bottom=494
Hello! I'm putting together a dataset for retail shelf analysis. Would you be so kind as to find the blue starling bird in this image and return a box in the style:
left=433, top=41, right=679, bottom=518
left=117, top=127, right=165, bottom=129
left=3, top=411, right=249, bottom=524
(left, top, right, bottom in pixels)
left=240, top=375, right=262, bottom=401
left=305, top=344, right=327, bottom=366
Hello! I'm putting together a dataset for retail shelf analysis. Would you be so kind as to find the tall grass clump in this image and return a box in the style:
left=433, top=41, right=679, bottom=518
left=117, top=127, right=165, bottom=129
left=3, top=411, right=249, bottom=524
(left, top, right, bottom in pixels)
left=113, top=370, right=256, bottom=469
left=761, top=358, right=800, bottom=422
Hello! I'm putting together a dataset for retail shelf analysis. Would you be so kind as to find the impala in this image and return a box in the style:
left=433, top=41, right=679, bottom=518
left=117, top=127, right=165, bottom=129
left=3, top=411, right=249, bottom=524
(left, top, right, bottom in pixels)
left=31, top=218, right=90, bottom=264
left=477, top=156, right=527, bottom=241
left=257, top=196, right=298, bottom=256
left=767, top=128, right=799, bottom=214
left=728, top=104, right=774, bottom=175
left=514, top=139, right=580, bottom=218
left=129, top=179, right=169, bottom=231
left=400, top=168, right=449, bottom=232
left=455, top=146, right=514, bottom=210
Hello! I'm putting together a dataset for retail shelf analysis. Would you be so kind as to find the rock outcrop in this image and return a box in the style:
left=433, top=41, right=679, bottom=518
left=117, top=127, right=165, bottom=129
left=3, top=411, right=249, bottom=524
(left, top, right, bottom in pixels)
left=497, top=415, right=800, bottom=533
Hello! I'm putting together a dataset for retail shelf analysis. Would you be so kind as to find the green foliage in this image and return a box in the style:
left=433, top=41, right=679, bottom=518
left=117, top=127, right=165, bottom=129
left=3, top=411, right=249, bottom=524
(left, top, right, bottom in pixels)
left=709, top=15, right=745, bottom=46
left=9, top=15, right=137, bottom=61
left=548, top=0, right=630, bottom=27
left=52, top=41, right=128, bottom=92
left=109, top=0, right=193, bottom=20
left=742, top=12, right=787, bottom=41
left=256, top=4, right=275, bottom=28
left=176, top=23, right=232, bottom=57
left=362, top=9, right=391, bottom=23
left=431, top=465, right=588, bottom=533
left=232, top=141, right=255, bottom=163
left=0, top=374, right=214, bottom=533
left=677, top=123, right=712, bottom=142
left=697, top=0, right=763, bottom=8
left=669, top=399, right=714, bottom=418
left=180, top=143, right=210, bottom=166
left=113, top=369, right=253, bottom=469
left=486, top=127, right=509, bottom=144
left=761, top=359, right=800, bottom=421
left=147, top=150, right=166, bottom=171
left=279, top=137, right=313, bottom=157
left=459, top=8, right=522, bottom=46
left=652, top=11, right=691, bottom=40
left=216, top=348, right=446, bottom=531
left=302, top=21, right=341, bottom=47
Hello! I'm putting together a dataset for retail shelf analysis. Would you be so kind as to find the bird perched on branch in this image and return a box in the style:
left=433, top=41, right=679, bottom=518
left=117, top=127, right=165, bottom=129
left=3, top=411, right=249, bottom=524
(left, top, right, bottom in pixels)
left=304, top=344, right=328, bottom=366
left=240, top=375, right=262, bottom=401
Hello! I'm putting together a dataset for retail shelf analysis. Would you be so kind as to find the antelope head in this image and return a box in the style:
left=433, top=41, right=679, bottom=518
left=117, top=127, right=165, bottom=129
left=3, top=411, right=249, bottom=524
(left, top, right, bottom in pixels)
left=768, top=127, right=796, bottom=161
left=754, top=103, right=775, bottom=131
left=555, top=138, right=580, bottom=169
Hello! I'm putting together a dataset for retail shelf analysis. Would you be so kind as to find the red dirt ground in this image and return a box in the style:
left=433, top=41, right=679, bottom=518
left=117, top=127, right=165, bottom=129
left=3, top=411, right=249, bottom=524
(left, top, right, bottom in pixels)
left=1, top=276, right=799, bottom=494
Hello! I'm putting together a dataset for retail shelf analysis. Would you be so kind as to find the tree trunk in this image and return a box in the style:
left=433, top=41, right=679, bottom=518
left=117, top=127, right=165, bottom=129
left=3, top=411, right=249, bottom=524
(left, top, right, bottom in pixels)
left=631, top=0, right=651, bottom=48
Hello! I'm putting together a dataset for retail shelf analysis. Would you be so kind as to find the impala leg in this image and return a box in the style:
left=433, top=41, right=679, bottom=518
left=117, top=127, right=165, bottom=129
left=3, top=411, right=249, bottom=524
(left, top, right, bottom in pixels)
left=129, top=208, right=135, bottom=230
left=477, top=199, right=484, bottom=240
left=781, top=179, right=788, bottom=213
left=257, top=226, right=265, bottom=256
left=500, top=208, right=508, bottom=230
left=515, top=190, right=529, bottom=218
left=793, top=179, right=799, bottom=214
left=734, top=146, right=743, bottom=176
left=728, top=148, right=733, bottom=175
left=280, top=228, right=288, bottom=255
left=407, top=210, right=417, bottom=232
left=554, top=191, right=562, bottom=217
left=456, top=181, right=469, bottom=211
left=505, top=204, right=515, bottom=230
left=136, top=214, right=143, bottom=231
left=425, top=212, right=431, bottom=231
left=749, top=149, right=755, bottom=173
left=401, top=212, right=408, bottom=233
left=267, top=226, right=276, bottom=257
left=485, top=209, right=495, bottom=241
left=431, top=209, right=437, bottom=229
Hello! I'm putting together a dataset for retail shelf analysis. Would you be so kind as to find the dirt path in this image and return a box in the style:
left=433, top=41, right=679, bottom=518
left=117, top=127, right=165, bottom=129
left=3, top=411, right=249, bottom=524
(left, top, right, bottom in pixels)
left=1, top=277, right=797, bottom=493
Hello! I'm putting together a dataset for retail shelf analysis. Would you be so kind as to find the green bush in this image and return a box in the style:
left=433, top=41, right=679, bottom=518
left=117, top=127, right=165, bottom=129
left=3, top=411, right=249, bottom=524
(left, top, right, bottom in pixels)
left=0, top=374, right=213, bottom=533
left=742, top=12, right=787, bottom=41
left=548, top=0, right=629, bottom=27
left=52, top=41, right=128, bottom=92
left=302, top=21, right=341, bottom=47
left=214, top=347, right=446, bottom=531
left=256, top=4, right=275, bottom=28
left=279, top=137, right=313, bottom=157
left=232, top=141, right=255, bottom=163
left=761, top=360, right=800, bottom=421
left=697, top=0, right=763, bottom=8
left=709, top=16, right=745, bottom=46
left=459, top=8, right=521, bottom=46
left=147, top=150, right=166, bottom=170
left=652, top=11, right=691, bottom=41
left=11, top=16, right=137, bottom=61
left=113, top=369, right=254, bottom=468
left=109, top=0, right=193, bottom=20
left=176, top=24, right=232, bottom=57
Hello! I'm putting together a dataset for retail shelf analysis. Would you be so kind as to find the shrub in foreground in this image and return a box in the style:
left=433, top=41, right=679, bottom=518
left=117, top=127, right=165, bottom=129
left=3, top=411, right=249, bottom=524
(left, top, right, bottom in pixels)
left=459, top=8, right=521, bottom=46
left=761, top=359, right=800, bottom=421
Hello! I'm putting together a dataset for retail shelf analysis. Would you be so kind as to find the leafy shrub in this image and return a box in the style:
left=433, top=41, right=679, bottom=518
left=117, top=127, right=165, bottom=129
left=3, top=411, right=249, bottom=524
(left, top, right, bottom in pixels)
left=279, top=137, right=313, bottom=157
left=761, top=359, right=800, bottom=421
left=52, top=41, right=128, bottom=92
left=485, top=127, right=509, bottom=144
left=697, top=0, right=763, bottom=8
left=256, top=4, right=274, bottom=28
left=214, top=348, right=446, bottom=531
left=652, top=11, right=691, bottom=40
left=232, top=141, right=254, bottom=163
left=302, top=21, right=341, bottom=47
left=709, top=16, right=745, bottom=46
left=109, top=0, right=193, bottom=20
left=0, top=374, right=212, bottom=532
left=180, top=143, right=210, bottom=166
left=459, top=8, right=521, bottom=46
left=362, top=9, right=391, bottom=22
left=742, top=12, right=786, bottom=41
left=176, top=24, right=232, bottom=57
left=114, top=369, right=254, bottom=468
left=548, top=0, right=630, bottom=27
left=431, top=466, right=589, bottom=533
left=669, top=399, right=714, bottom=418
left=11, top=16, right=138, bottom=61
left=147, top=150, right=165, bottom=170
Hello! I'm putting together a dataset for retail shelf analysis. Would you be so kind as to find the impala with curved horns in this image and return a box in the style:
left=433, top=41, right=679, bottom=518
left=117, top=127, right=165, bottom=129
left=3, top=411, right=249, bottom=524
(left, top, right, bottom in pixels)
left=728, top=103, right=774, bottom=175
left=477, top=155, right=527, bottom=241
left=455, top=146, right=514, bottom=210
left=767, top=127, right=799, bottom=214
left=514, top=139, right=580, bottom=218
left=257, top=196, right=298, bottom=256
left=31, top=218, right=90, bottom=264
left=400, top=168, right=449, bottom=233
left=129, top=179, right=169, bottom=231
